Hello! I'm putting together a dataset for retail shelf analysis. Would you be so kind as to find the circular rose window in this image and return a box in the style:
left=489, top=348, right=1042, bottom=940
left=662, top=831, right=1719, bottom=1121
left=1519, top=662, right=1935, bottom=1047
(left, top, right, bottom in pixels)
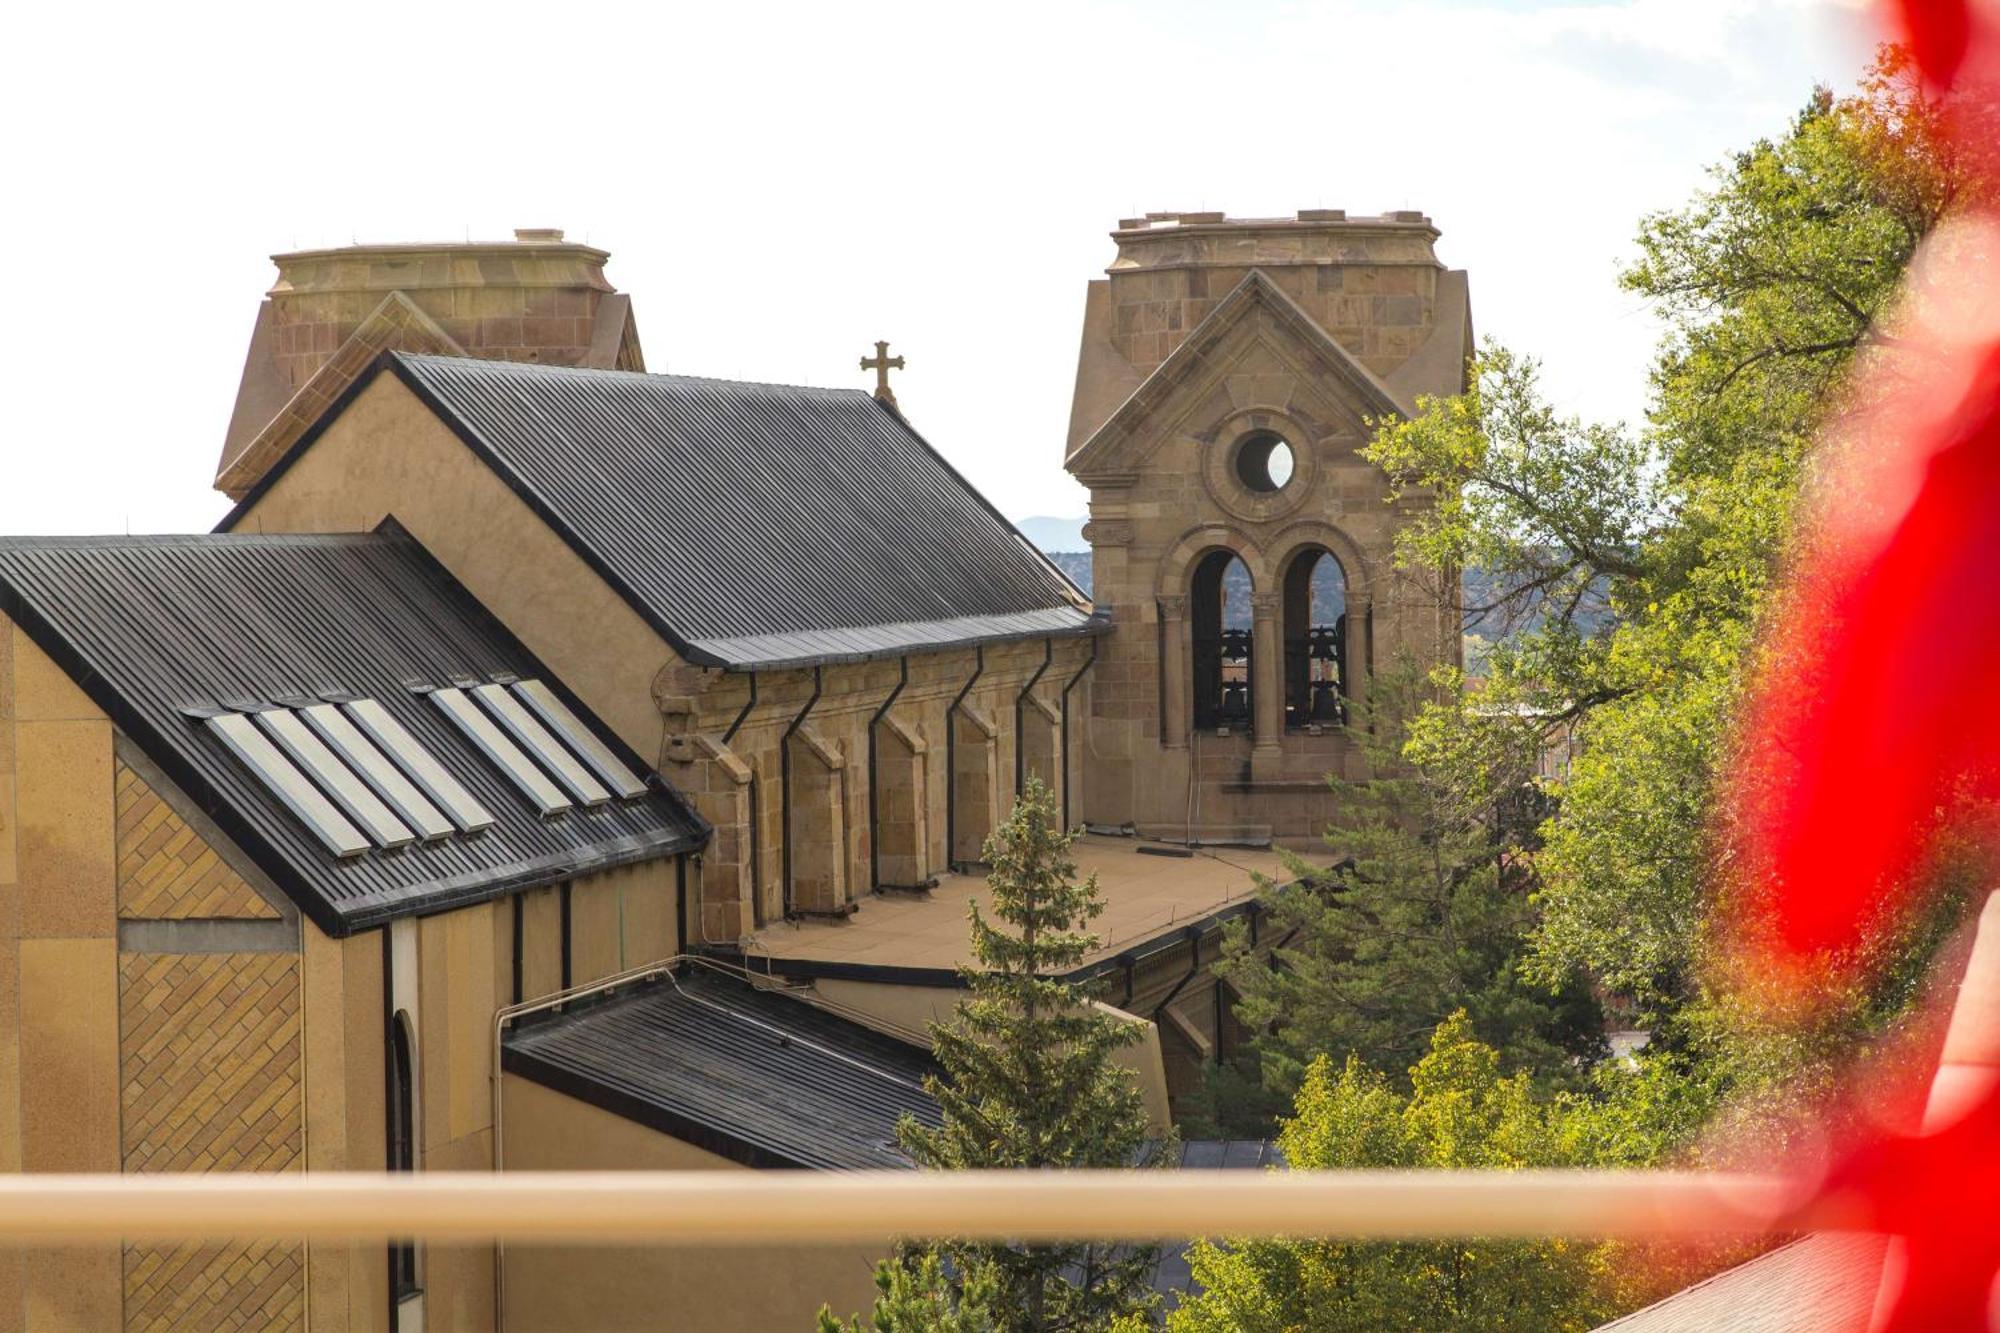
left=1234, top=431, right=1295, bottom=493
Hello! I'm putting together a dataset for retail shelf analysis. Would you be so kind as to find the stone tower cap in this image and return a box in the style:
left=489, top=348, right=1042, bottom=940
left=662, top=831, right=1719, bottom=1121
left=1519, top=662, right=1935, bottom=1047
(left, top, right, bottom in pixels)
left=1113, top=210, right=1433, bottom=233
left=514, top=227, right=566, bottom=243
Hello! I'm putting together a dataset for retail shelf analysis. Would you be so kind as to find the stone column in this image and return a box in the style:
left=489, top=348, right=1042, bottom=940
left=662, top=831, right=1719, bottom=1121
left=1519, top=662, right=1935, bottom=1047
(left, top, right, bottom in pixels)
left=1251, top=591, right=1284, bottom=779
left=1158, top=596, right=1189, bottom=750
left=1345, top=598, right=1372, bottom=720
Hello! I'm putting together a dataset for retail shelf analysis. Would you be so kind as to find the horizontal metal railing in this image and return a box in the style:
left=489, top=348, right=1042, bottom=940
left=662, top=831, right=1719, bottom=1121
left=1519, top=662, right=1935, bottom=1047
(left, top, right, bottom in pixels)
left=0, top=1170, right=1846, bottom=1244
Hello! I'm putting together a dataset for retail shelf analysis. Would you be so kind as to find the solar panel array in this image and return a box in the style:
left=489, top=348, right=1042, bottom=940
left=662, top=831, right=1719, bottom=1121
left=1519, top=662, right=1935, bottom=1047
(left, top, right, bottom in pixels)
left=208, top=681, right=649, bottom=858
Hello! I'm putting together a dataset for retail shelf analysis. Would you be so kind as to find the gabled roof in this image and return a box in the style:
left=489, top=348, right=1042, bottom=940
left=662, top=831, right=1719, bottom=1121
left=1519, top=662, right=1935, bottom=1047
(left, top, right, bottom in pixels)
left=1065, top=269, right=1409, bottom=477
left=502, top=968, right=940, bottom=1170
left=221, top=353, right=1103, bottom=671
left=0, top=531, right=707, bottom=937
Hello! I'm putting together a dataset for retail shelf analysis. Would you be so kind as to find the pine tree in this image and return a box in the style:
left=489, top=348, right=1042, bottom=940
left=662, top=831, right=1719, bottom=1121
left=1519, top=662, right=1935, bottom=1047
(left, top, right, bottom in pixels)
left=822, top=778, right=1163, bottom=1332
left=1210, top=668, right=1606, bottom=1128
left=817, top=1252, right=1003, bottom=1333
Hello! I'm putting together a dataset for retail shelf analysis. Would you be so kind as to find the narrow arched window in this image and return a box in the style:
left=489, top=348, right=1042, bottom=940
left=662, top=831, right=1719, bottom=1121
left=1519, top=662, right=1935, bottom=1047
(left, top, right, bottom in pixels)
left=1282, top=548, right=1348, bottom=728
left=387, top=1011, right=420, bottom=1307
left=1191, top=550, right=1253, bottom=733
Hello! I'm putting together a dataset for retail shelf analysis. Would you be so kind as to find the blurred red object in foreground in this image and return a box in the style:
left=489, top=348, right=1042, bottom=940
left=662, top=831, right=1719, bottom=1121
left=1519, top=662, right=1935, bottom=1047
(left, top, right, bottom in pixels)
left=1730, top=2, right=2000, bottom=1327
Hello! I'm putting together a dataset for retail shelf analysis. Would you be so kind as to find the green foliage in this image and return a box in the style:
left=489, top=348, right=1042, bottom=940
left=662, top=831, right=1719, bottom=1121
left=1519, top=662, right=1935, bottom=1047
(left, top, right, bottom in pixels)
left=818, top=1253, right=1005, bottom=1333
left=1215, top=672, right=1606, bottom=1117
left=1167, top=1013, right=1692, bottom=1333
left=1363, top=49, right=1964, bottom=1033
left=880, top=778, right=1162, bottom=1332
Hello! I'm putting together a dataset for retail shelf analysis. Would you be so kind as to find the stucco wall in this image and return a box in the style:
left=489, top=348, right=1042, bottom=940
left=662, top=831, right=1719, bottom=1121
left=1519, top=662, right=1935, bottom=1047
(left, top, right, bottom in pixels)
left=499, top=1076, right=885, bottom=1332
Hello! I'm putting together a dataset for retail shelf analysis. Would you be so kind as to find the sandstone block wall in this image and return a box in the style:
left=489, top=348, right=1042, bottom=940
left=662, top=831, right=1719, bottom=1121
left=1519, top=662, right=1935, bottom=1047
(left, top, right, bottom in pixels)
left=1067, top=213, right=1467, bottom=843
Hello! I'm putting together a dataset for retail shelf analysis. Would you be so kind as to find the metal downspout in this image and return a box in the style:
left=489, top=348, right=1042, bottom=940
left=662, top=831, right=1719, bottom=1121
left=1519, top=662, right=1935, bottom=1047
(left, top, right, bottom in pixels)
left=868, top=657, right=910, bottom=893
left=1014, top=640, right=1054, bottom=797
left=1058, top=637, right=1099, bottom=829
left=674, top=855, right=688, bottom=958
left=945, top=647, right=985, bottom=873
left=779, top=666, right=824, bottom=920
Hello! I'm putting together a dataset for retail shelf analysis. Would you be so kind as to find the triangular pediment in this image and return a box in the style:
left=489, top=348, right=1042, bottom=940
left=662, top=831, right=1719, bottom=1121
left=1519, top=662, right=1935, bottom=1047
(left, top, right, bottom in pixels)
left=215, top=291, right=469, bottom=499
left=1064, top=270, right=1408, bottom=479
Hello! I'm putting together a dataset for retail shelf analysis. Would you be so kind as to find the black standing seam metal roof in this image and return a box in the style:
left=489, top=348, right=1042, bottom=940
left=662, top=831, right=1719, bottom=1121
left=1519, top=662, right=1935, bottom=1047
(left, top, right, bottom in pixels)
left=218, top=352, right=1104, bottom=671
left=502, top=969, right=940, bottom=1171
left=0, top=532, right=708, bottom=937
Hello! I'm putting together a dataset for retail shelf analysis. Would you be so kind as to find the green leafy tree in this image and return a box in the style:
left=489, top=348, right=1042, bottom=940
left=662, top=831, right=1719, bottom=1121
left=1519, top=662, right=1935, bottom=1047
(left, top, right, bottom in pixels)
left=1364, top=48, right=1972, bottom=1044
left=1210, top=671, right=1605, bottom=1122
left=1167, top=1014, right=1697, bottom=1333
left=821, top=779, right=1162, bottom=1332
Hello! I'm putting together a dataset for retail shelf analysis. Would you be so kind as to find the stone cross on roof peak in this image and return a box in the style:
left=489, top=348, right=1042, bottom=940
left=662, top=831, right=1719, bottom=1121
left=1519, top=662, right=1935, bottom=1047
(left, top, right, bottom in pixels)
left=860, top=340, right=905, bottom=407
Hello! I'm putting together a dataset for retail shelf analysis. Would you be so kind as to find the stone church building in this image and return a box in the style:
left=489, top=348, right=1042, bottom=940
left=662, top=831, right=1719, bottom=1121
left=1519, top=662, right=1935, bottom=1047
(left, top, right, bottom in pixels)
left=0, top=214, right=1466, bottom=1330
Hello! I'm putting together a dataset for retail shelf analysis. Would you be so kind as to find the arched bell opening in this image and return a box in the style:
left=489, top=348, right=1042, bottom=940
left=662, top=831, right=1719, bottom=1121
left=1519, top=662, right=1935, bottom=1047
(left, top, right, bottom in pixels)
left=1191, top=549, right=1253, bottom=733
left=1282, top=547, right=1348, bottom=728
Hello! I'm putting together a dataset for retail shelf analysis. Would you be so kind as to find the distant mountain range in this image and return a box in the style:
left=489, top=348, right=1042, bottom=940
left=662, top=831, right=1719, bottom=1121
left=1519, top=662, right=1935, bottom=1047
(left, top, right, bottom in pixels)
left=1014, top=516, right=1088, bottom=551
left=1045, top=549, right=1094, bottom=592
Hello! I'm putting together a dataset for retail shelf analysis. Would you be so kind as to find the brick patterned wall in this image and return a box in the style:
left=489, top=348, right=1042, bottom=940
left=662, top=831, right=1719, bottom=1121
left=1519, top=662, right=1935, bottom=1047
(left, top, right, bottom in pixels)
left=119, top=952, right=304, bottom=1330
left=116, top=761, right=278, bottom=920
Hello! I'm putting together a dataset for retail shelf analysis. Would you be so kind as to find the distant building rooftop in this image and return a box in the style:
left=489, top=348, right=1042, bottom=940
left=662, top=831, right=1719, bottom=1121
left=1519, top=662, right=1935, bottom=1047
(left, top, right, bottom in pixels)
left=1592, top=1234, right=1887, bottom=1332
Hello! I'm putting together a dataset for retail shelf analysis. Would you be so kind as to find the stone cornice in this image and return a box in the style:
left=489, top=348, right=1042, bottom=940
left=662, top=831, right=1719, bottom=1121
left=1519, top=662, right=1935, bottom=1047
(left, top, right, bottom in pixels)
left=272, top=240, right=613, bottom=266
left=1110, top=215, right=1438, bottom=241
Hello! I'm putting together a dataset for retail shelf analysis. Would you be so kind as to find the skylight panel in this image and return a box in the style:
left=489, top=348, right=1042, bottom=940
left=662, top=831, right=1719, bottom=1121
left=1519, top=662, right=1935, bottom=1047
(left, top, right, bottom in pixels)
left=511, top=679, right=650, bottom=799
left=298, top=703, right=454, bottom=842
left=430, top=687, right=572, bottom=816
left=342, top=698, right=496, bottom=834
left=254, top=710, right=416, bottom=849
left=470, top=683, right=613, bottom=806
left=206, top=713, right=369, bottom=858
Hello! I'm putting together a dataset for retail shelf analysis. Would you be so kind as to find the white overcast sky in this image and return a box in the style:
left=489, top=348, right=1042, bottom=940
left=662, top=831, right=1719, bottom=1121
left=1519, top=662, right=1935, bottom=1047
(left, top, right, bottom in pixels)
left=1, top=0, right=1877, bottom=534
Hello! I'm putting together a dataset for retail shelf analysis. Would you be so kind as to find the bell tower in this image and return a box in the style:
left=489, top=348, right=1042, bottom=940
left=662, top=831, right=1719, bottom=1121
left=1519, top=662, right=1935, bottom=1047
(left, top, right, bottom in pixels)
left=1063, top=209, right=1471, bottom=844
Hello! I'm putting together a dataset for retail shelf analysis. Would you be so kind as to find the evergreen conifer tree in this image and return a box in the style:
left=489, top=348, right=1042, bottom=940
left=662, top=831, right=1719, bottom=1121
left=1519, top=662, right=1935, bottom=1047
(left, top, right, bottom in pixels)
left=819, top=778, right=1163, bottom=1332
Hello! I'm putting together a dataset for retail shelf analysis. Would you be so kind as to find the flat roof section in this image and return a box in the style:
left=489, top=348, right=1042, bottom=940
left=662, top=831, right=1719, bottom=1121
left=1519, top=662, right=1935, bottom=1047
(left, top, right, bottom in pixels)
left=742, top=834, right=1318, bottom=983
left=502, top=968, right=939, bottom=1171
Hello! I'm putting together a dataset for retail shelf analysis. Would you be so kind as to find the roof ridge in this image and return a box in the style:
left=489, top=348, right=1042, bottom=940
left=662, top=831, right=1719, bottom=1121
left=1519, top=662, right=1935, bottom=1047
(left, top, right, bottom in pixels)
left=393, top=350, right=874, bottom=399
